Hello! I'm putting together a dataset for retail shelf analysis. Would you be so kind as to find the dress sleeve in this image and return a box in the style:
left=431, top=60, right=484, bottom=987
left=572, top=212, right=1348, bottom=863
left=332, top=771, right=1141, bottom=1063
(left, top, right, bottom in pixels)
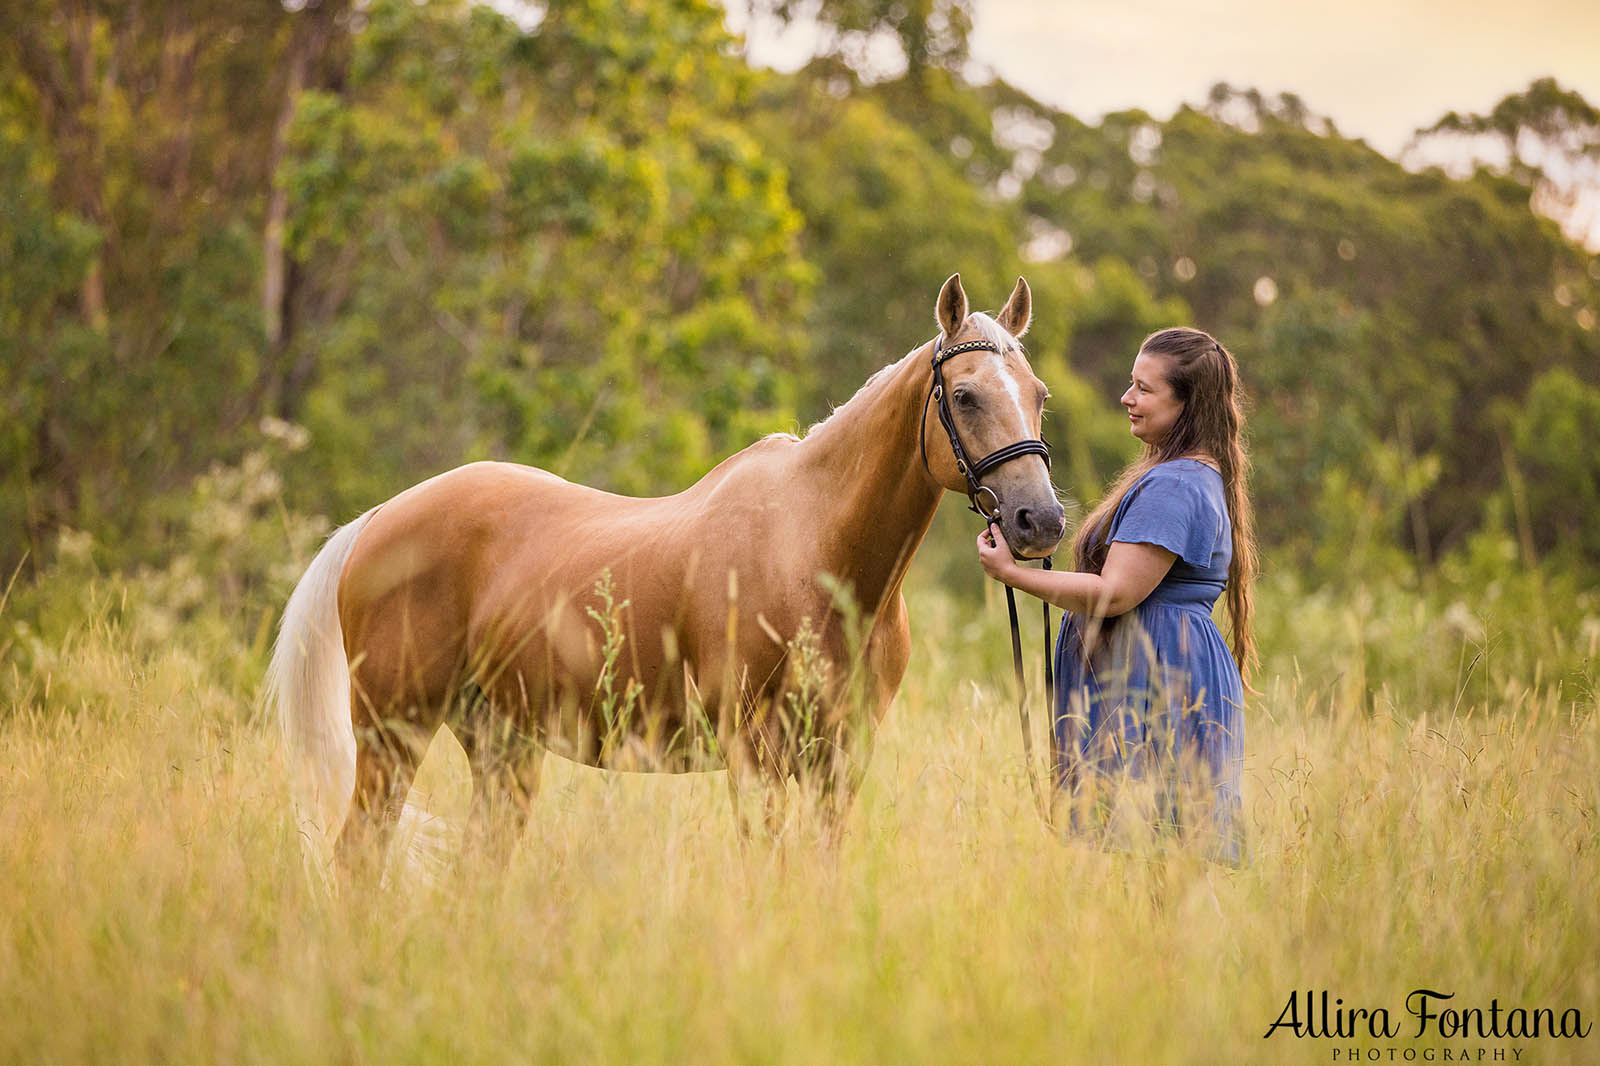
left=1110, top=468, right=1224, bottom=567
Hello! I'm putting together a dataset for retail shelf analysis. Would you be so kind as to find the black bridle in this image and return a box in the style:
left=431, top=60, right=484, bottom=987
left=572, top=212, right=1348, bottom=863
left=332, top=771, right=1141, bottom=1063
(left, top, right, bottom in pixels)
left=919, top=335, right=1052, bottom=521
left=919, top=332, right=1062, bottom=831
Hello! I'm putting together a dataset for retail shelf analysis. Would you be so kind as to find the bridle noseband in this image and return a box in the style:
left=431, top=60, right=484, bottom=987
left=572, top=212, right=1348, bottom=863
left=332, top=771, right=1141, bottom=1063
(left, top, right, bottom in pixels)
left=919, top=334, right=1052, bottom=522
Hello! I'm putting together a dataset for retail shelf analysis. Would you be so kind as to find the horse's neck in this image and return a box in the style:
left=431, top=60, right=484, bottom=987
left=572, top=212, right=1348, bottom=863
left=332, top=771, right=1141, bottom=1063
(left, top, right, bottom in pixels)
left=792, top=345, right=943, bottom=616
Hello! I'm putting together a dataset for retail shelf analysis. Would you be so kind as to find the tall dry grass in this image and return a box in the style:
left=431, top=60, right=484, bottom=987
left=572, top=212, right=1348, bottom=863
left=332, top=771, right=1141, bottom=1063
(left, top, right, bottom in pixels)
left=3, top=531, right=1596, bottom=1064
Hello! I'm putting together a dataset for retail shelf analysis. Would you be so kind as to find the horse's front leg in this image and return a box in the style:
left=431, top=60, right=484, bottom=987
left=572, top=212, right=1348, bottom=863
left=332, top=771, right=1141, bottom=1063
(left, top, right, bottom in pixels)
left=807, top=602, right=903, bottom=845
left=723, top=713, right=793, bottom=845
left=808, top=700, right=879, bottom=848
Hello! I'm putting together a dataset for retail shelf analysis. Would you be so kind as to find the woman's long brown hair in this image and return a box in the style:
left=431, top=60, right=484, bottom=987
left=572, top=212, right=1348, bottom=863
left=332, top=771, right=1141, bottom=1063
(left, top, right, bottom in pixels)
left=1070, top=328, right=1259, bottom=677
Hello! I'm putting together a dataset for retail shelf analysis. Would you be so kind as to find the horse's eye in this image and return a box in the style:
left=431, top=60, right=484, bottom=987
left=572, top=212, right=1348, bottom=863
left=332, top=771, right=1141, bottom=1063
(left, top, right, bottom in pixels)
left=954, top=389, right=979, bottom=409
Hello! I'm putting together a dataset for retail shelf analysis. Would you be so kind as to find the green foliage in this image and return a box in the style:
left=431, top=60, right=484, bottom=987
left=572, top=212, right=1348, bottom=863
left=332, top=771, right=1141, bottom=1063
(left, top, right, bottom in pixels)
left=780, top=616, right=832, bottom=772
left=0, top=112, right=100, bottom=557
left=1258, top=525, right=1599, bottom=723
left=0, top=1, right=298, bottom=568
left=584, top=570, right=644, bottom=762
left=994, top=83, right=1600, bottom=564
left=4, top=0, right=1600, bottom=599
left=745, top=84, right=1019, bottom=408
left=1418, top=76, right=1600, bottom=219
left=282, top=0, right=811, bottom=510
left=745, top=0, right=974, bottom=82
left=2, top=439, right=327, bottom=717
left=1506, top=367, right=1600, bottom=560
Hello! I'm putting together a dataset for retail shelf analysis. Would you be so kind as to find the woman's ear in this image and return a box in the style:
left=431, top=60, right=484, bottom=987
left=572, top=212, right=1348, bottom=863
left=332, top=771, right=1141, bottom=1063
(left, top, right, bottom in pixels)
left=996, top=276, right=1031, bottom=338
left=936, top=273, right=968, bottom=337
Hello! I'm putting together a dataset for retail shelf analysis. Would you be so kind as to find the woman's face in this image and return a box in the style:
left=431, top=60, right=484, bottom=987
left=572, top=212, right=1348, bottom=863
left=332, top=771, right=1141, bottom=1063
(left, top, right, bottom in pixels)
left=1121, top=350, right=1182, bottom=446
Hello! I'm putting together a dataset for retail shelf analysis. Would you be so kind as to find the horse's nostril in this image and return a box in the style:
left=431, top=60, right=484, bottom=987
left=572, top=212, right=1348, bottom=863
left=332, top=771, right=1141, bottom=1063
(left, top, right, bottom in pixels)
left=1016, top=507, right=1034, bottom=533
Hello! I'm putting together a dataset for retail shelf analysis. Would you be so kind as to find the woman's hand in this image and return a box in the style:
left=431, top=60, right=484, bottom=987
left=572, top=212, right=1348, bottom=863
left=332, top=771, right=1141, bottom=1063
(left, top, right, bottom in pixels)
left=976, top=522, right=1020, bottom=583
left=975, top=524, right=1178, bottom=615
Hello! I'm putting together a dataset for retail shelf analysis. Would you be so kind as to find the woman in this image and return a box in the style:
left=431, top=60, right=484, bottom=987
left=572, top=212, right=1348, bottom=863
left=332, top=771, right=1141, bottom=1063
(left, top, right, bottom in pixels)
left=977, top=327, right=1257, bottom=863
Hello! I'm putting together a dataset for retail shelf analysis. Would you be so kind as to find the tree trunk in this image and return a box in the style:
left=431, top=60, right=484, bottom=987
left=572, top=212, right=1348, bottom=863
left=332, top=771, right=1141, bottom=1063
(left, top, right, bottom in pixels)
left=65, top=2, right=108, bottom=330
left=263, top=27, right=312, bottom=351
left=259, top=0, right=350, bottom=417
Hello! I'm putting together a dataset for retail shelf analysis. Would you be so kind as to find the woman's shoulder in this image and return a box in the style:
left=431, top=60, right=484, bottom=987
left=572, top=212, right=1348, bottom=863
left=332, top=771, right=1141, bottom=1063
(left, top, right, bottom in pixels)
left=1113, top=459, right=1229, bottom=565
left=1119, top=459, right=1227, bottom=526
left=1162, top=456, right=1221, bottom=475
left=1137, top=457, right=1222, bottom=489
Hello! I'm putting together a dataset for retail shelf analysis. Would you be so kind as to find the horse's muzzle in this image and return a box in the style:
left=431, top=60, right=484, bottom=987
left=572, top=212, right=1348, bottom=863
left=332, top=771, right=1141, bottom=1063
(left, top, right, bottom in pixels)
left=1005, top=499, right=1067, bottom=559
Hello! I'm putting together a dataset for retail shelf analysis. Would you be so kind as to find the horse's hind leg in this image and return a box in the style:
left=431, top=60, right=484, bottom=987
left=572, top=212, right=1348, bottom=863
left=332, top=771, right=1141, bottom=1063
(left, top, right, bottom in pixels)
left=458, top=705, right=544, bottom=868
left=335, top=713, right=427, bottom=879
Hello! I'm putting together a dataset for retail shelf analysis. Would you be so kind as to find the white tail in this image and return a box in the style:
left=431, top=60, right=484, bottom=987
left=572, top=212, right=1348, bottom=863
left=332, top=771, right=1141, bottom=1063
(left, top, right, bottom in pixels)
left=266, top=510, right=375, bottom=865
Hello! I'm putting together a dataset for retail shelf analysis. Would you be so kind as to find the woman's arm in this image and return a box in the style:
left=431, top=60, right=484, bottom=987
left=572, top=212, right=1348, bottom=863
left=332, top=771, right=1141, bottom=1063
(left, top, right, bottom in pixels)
left=976, top=524, right=1175, bottom=616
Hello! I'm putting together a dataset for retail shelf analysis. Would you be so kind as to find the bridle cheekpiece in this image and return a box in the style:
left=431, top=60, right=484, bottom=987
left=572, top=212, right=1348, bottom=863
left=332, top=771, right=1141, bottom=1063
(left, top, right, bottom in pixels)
left=919, top=333, right=1052, bottom=523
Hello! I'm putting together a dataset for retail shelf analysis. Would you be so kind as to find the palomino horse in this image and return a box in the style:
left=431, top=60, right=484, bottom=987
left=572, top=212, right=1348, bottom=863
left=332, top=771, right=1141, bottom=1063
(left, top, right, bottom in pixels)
left=267, top=273, right=1066, bottom=871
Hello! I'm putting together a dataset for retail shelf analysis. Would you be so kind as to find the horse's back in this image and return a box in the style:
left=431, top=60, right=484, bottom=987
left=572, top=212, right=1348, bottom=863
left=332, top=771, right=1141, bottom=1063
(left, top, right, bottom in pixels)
left=337, top=463, right=582, bottom=695
left=334, top=447, right=813, bottom=752
left=341, top=461, right=564, bottom=593
left=336, top=461, right=704, bottom=714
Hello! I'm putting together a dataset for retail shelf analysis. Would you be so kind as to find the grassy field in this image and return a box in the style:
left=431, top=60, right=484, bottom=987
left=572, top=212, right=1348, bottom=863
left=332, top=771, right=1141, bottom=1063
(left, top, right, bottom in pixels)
left=2, top=533, right=1597, bottom=1065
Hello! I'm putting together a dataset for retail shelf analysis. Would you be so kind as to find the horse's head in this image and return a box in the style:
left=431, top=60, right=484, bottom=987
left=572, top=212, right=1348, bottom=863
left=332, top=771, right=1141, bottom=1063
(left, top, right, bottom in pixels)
left=923, top=273, right=1067, bottom=559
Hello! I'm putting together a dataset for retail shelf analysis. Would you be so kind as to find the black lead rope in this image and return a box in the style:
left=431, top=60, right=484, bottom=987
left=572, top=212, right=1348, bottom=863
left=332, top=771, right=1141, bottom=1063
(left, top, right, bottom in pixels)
left=920, top=332, right=1061, bottom=832
left=1004, top=554, right=1057, bottom=833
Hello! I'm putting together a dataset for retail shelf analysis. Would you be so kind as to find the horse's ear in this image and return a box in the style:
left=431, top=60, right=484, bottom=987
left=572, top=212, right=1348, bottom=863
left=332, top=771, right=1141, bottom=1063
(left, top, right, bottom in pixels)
left=936, top=273, right=968, bottom=337
left=996, top=276, right=1031, bottom=338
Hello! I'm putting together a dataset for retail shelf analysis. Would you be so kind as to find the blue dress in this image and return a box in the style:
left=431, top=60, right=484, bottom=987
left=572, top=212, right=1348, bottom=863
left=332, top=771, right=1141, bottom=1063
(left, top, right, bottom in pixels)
left=1053, top=459, right=1245, bottom=863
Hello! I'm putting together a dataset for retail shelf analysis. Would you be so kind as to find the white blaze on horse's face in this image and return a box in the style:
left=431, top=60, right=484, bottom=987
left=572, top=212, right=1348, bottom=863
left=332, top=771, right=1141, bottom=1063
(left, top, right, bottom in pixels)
left=993, top=356, right=1031, bottom=428
left=930, top=274, right=1068, bottom=559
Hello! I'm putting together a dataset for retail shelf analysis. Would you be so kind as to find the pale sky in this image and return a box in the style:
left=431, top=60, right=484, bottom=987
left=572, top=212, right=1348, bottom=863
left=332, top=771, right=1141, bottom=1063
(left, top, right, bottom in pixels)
left=733, top=0, right=1600, bottom=157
